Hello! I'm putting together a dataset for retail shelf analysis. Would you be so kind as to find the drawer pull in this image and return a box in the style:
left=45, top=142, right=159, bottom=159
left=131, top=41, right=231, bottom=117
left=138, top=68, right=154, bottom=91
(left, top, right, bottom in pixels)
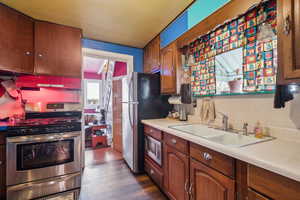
left=150, top=169, right=154, bottom=175
left=171, top=139, right=177, bottom=144
left=150, top=129, right=153, bottom=133
left=0, top=161, right=2, bottom=165
left=203, top=152, right=212, bottom=161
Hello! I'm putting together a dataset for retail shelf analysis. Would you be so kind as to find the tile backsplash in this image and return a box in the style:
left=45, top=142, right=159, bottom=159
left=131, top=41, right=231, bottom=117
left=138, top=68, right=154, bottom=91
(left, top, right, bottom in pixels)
left=189, top=93, right=300, bottom=141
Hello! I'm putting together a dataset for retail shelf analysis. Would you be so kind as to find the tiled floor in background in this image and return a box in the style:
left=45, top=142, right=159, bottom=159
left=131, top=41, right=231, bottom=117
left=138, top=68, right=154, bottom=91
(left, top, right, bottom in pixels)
left=79, top=148, right=167, bottom=200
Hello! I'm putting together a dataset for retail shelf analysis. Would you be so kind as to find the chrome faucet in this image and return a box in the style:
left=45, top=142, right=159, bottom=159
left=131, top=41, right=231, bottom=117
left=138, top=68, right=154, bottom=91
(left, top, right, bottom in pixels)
left=218, top=112, right=229, bottom=131
left=242, top=123, right=248, bottom=136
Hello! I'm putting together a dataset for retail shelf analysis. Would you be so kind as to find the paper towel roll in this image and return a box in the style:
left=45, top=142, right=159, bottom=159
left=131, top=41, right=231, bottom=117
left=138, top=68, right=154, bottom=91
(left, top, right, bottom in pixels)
left=168, top=96, right=182, bottom=105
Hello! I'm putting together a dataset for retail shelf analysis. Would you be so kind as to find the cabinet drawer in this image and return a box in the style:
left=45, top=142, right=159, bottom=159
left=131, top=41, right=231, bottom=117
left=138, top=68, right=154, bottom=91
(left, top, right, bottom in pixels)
left=248, top=189, right=270, bottom=200
left=164, top=133, right=188, bottom=154
left=144, top=126, right=162, bottom=140
left=248, top=165, right=300, bottom=200
left=190, top=143, right=235, bottom=178
left=145, top=157, right=163, bottom=188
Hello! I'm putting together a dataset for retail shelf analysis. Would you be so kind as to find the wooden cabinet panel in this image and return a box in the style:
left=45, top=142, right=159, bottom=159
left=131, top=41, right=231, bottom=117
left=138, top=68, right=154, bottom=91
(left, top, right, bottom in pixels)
left=34, top=21, right=82, bottom=77
left=164, top=144, right=189, bottom=200
left=164, top=133, right=188, bottom=154
left=0, top=4, right=34, bottom=74
left=160, top=42, right=177, bottom=94
left=248, top=164, right=300, bottom=200
left=236, top=160, right=248, bottom=200
left=113, top=80, right=122, bottom=153
left=144, top=125, right=162, bottom=141
left=144, top=36, right=160, bottom=73
left=145, top=156, right=163, bottom=188
left=248, top=189, right=270, bottom=200
left=0, top=134, right=4, bottom=145
left=190, top=158, right=235, bottom=200
left=190, top=143, right=235, bottom=178
left=278, top=0, right=300, bottom=83
left=0, top=145, right=5, bottom=200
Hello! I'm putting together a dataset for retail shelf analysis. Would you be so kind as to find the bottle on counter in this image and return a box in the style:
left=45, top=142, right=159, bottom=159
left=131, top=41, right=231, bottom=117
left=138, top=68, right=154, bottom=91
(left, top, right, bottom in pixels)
left=254, top=121, right=263, bottom=139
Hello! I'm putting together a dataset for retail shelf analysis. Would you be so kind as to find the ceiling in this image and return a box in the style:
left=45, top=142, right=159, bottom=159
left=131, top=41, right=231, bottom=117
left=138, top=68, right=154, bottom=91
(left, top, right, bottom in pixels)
left=1, top=0, right=193, bottom=48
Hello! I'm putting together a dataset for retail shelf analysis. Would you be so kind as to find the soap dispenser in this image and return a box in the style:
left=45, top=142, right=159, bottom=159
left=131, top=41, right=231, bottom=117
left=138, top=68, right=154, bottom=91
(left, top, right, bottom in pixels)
left=254, top=121, right=263, bottom=138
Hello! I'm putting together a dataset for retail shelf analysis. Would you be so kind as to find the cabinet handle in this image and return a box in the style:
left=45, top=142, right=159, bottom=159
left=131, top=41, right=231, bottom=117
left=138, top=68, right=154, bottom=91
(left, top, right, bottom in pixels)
left=284, top=15, right=291, bottom=35
left=171, top=138, right=177, bottom=144
left=189, top=182, right=194, bottom=200
left=150, top=129, right=153, bottom=133
left=0, top=161, right=2, bottom=165
left=25, top=51, right=31, bottom=55
left=38, top=53, right=43, bottom=58
left=184, top=180, right=189, bottom=193
left=203, top=152, right=212, bottom=161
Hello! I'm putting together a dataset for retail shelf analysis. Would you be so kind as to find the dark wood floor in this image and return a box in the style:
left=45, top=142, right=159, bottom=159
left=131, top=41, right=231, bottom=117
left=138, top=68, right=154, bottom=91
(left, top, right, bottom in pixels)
left=79, top=148, right=167, bottom=200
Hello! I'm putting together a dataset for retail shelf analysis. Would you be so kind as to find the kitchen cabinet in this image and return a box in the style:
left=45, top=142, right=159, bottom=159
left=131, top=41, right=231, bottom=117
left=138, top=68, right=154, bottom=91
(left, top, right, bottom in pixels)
left=112, top=80, right=122, bottom=153
left=0, top=145, right=5, bottom=200
left=190, top=158, right=235, bottom=200
left=163, top=144, right=189, bottom=200
left=160, top=42, right=179, bottom=94
left=277, top=0, right=300, bottom=83
left=145, top=156, right=164, bottom=189
left=248, top=189, right=270, bottom=200
left=144, top=35, right=160, bottom=73
left=34, top=21, right=82, bottom=77
left=248, top=164, right=300, bottom=200
left=0, top=4, right=34, bottom=74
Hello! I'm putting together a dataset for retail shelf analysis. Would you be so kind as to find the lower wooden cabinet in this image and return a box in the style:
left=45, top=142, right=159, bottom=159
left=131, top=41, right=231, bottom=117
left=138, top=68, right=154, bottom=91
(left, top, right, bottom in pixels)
left=190, top=158, right=235, bottom=200
left=145, top=156, right=163, bottom=188
left=248, top=189, right=270, bottom=200
left=164, top=144, right=189, bottom=200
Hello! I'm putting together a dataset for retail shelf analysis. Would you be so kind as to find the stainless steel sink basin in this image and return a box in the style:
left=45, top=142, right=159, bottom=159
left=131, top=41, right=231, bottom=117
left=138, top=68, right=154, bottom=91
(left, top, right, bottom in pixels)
left=169, top=124, right=274, bottom=148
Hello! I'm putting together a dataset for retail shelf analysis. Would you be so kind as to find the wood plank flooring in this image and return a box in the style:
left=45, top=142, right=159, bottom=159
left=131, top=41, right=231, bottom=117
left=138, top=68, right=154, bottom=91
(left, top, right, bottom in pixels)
left=79, top=148, right=167, bottom=200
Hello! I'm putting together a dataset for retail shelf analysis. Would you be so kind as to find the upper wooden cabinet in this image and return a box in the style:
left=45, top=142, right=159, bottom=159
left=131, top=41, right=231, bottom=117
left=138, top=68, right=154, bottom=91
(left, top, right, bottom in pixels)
left=160, top=42, right=180, bottom=94
left=0, top=4, right=34, bottom=74
left=278, top=0, right=300, bottom=83
left=34, top=21, right=82, bottom=77
left=164, top=144, right=189, bottom=200
left=144, top=36, right=160, bottom=74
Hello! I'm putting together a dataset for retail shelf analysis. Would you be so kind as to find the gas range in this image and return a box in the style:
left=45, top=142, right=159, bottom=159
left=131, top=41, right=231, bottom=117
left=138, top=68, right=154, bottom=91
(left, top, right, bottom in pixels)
left=4, top=111, right=82, bottom=200
left=1, top=111, right=82, bottom=137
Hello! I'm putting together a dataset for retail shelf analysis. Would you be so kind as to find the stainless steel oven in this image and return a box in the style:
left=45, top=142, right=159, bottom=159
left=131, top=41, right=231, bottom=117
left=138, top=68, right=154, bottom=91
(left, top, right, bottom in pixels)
left=6, top=131, right=81, bottom=186
left=145, top=135, right=162, bottom=166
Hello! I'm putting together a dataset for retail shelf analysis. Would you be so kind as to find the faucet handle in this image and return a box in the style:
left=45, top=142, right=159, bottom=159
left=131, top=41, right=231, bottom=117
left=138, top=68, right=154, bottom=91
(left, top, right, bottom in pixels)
left=243, top=122, right=248, bottom=128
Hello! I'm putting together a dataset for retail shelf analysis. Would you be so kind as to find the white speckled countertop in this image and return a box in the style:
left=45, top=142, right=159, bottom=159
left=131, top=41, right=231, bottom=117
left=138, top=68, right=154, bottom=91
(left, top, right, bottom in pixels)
left=141, top=118, right=300, bottom=182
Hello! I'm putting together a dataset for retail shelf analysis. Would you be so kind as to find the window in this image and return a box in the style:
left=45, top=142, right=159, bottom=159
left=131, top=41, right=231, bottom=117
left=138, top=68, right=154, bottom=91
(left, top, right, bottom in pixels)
left=85, top=80, right=101, bottom=108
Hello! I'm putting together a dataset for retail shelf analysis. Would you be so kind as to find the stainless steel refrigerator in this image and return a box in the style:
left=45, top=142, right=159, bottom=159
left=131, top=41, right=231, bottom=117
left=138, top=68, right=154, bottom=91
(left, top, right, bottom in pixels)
left=122, top=72, right=172, bottom=173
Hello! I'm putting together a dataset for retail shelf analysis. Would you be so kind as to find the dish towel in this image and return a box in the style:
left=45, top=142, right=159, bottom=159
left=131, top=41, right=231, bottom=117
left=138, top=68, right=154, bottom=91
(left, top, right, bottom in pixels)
left=200, top=98, right=216, bottom=122
left=274, top=85, right=294, bottom=109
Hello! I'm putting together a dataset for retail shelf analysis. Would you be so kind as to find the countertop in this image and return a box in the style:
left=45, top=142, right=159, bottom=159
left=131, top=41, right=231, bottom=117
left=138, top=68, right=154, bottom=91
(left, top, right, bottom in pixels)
left=141, top=118, right=300, bottom=182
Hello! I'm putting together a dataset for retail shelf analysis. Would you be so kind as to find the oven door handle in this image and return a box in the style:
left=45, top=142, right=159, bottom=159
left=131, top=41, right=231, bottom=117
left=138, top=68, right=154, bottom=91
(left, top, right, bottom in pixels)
left=7, top=172, right=81, bottom=191
left=6, top=131, right=81, bottom=143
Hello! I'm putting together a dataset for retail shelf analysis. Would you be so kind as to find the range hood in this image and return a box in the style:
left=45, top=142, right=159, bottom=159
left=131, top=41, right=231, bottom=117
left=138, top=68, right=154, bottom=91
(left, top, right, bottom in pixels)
left=16, top=75, right=81, bottom=90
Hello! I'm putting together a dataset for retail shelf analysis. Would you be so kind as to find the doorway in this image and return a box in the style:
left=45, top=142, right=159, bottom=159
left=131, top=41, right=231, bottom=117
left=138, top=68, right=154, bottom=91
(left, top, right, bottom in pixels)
left=82, top=48, right=133, bottom=166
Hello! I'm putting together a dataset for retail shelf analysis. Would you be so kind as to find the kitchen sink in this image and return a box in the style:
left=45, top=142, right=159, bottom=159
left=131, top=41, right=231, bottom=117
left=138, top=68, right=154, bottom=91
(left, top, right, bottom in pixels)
left=169, top=124, right=274, bottom=148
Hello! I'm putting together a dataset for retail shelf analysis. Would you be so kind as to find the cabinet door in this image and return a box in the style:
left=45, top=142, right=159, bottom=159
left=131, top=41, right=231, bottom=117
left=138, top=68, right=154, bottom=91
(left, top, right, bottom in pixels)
left=248, top=189, right=270, bottom=200
left=278, top=0, right=300, bottom=83
left=34, top=21, right=82, bottom=77
left=160, top=43, right=177, bottom=94
left=144, top=36, right=160, bottom=73
left=0, top=145, right=5, bottom=200
left=112, top=79, right=122, bottom=153
left=164, top=144, right=189, bottom=200
left=0, top=4, right=34, bottom=74
left=190, top=158, right=235, bottom=200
